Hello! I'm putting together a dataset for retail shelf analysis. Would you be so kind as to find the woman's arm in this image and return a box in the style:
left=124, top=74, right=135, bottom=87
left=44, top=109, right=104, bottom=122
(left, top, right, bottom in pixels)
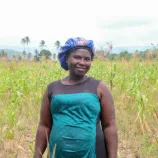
left=97, top=81, right=118, bottom=158
left=34, top=89, right=52, bottom=158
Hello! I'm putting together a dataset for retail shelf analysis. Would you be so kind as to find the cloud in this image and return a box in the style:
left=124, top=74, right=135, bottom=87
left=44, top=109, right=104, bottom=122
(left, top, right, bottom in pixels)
left=0, top=0, right=158, bottom=47
left=93, top=16, right=158, bottom=46
left=96, top=17, right=157, bottom=29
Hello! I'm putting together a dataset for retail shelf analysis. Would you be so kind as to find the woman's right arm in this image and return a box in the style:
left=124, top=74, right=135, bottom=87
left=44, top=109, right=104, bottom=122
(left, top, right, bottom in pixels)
left=34, top=89, right=52, bottom=158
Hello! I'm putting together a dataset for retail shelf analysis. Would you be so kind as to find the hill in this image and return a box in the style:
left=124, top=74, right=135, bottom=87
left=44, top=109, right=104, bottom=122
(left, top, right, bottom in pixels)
left=0, top=45, right=37, bottom=59
left=0, top=49, right=22, bottom=59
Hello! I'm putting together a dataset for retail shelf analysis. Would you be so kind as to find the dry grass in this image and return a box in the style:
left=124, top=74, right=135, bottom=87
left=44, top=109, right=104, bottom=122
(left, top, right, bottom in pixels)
left=0, top=59, right=157, bottom=158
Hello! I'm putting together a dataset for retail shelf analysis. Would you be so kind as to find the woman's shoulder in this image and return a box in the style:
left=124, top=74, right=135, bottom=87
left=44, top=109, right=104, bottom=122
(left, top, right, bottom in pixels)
left=87, top=76, right=109, bottom=88
left=88, top=76, right=101, bottom=85
left=46, top=80, right=61, bottom=101
left=97, top=80, right=112, bottom=100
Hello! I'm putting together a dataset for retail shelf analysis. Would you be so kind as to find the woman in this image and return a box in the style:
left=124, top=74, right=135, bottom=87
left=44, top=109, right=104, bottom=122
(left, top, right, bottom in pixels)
left=34, top=37, right=118, bottom=158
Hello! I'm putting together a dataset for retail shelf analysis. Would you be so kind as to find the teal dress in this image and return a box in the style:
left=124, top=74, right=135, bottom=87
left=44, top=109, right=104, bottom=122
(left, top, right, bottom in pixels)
left=47, top=77, right=107, bottom=158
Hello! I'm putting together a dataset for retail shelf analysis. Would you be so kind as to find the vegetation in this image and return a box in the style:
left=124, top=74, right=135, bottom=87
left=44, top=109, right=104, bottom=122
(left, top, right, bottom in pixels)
left=39, top=49, right=52, bottom=59
left=0, top=50, right=7, bottom=57
left=0, top=37, right=158, bottom=157
left=0, top=58, right=157, bottom=158
left=1, top=36, right=158, bottom=62
left=39, top=40, right=46, bottom=50
left=54, top=40, right=61, bottom=50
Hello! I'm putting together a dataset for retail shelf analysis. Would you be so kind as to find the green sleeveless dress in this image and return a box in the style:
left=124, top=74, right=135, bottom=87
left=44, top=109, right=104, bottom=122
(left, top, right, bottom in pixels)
left=47, top=77, right=107, bottom=158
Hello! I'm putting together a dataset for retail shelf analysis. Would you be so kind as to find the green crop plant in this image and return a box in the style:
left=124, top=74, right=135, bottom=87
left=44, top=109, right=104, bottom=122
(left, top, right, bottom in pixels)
left=0, top=59, right=157, bottom=158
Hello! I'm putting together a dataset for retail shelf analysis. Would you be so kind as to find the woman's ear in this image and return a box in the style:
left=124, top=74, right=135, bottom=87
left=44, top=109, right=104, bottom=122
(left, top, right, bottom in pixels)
left=65, top=54, right=69, bottom=63
left=66, top=57, right=68, bottom=63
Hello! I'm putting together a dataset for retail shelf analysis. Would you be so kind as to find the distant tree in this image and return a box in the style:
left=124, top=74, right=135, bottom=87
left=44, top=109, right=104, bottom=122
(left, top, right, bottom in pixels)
left=39, top=49, right=52, bottom=59
left=54, top=40, right=61, bottom=50
left=39, top=40, right=46, bottom=50
left=132, top=50, right=139, bottom=60
left=152, top=49, right=158, bottom=59
left=25, top=36, right=30, bottom=54
left=146, top=50, right=155, bottom=59
left=0, top=50, right=7, bottom=57
left=119, top=51, right=131, bottom=60
left=18, top=55, right=22, bottom=61
left=34, top=49, right=40, bottom=61
left=21, top=38, right=26, bottom=52
left=12, top=55, right=16, bottom=60
left=12, top=55, right=19, bottom=62
left=138, top=51, right=146, bottom=60
left=35, top=49, right=38, bottom=55
left=27, top=53, right=32, bottom=61
left=52, top=53, right=57, bottom=60
left=108, top=53, right=118, bottom=60
left=22, top=50, right=27, bottom=60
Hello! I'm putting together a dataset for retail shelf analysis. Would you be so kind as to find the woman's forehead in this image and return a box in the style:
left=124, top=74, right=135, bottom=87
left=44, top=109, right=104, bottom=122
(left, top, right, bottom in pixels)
left=71, top=48, right=91, bottom=55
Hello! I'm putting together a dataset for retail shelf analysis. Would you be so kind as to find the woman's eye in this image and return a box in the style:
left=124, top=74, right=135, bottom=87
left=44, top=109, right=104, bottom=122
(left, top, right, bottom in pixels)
left=85, top=58, right=91, bottom=61
left=74, top=56, right=80, bottom=59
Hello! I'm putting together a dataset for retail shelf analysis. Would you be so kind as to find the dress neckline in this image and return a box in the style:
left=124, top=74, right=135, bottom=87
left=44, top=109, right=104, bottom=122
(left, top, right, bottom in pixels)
left=60, top=76, right=90, bottom=86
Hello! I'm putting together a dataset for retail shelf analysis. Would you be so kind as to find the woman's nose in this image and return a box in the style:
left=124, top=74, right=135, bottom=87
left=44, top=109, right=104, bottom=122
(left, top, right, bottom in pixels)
left=79, top=58, right=86, bottom=65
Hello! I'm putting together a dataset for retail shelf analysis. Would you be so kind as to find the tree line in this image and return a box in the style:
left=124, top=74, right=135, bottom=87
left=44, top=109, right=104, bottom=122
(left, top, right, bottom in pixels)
left=0, top=36, right=61, bottom=61
left=20, top=36, right=61, bottom=61
left=0, top=36, right=158, bottom=61
left=106, top=49, right=158, bottom=61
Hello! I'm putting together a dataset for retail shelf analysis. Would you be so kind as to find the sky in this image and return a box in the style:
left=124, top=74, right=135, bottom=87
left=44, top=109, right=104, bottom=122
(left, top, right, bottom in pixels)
left=0, top=0, right=158, bottom=50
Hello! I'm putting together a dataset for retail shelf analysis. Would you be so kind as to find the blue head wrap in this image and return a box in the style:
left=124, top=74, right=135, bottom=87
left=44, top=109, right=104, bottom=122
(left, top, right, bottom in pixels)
left=58, top=37, right=95, bottom=70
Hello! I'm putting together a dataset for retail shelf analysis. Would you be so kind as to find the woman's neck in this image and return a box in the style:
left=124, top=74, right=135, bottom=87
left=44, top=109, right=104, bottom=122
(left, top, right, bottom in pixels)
left=69, top=74, right=86, bottom=82
left=63, top=74, right=87, bottom=85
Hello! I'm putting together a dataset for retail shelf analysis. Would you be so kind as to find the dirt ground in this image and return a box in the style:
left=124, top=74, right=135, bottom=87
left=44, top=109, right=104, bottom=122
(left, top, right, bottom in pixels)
left=0, top=135, right=137, bottom=158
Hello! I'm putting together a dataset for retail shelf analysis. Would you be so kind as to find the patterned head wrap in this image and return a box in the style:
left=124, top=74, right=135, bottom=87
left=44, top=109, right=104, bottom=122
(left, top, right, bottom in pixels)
left=58, top=37, right=95, bottom=70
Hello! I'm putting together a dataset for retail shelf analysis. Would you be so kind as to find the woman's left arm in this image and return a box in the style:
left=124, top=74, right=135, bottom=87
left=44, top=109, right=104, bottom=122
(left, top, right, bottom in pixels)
left=97, top=81, right=118, bottom=158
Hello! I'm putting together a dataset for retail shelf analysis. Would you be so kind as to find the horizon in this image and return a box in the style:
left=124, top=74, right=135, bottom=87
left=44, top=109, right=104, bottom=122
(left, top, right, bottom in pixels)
left=0, top=44, right=154, bottom=55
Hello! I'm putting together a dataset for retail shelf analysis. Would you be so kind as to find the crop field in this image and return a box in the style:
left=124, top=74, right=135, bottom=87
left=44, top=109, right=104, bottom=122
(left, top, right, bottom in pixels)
left=0, top=59, right=157, bottom=158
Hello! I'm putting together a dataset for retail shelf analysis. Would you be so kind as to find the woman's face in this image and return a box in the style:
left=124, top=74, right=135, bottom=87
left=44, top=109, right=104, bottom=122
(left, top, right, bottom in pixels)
left=67, top=48, right=92, bottom=76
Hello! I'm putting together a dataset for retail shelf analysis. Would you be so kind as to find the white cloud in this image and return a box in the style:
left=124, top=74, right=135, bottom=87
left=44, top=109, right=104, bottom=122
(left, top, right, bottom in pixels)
left=0, top=0, right=158, bottom=48
left=96, top=17, right=155, bottom=29
left=95, top=16, right=158, bottom=46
